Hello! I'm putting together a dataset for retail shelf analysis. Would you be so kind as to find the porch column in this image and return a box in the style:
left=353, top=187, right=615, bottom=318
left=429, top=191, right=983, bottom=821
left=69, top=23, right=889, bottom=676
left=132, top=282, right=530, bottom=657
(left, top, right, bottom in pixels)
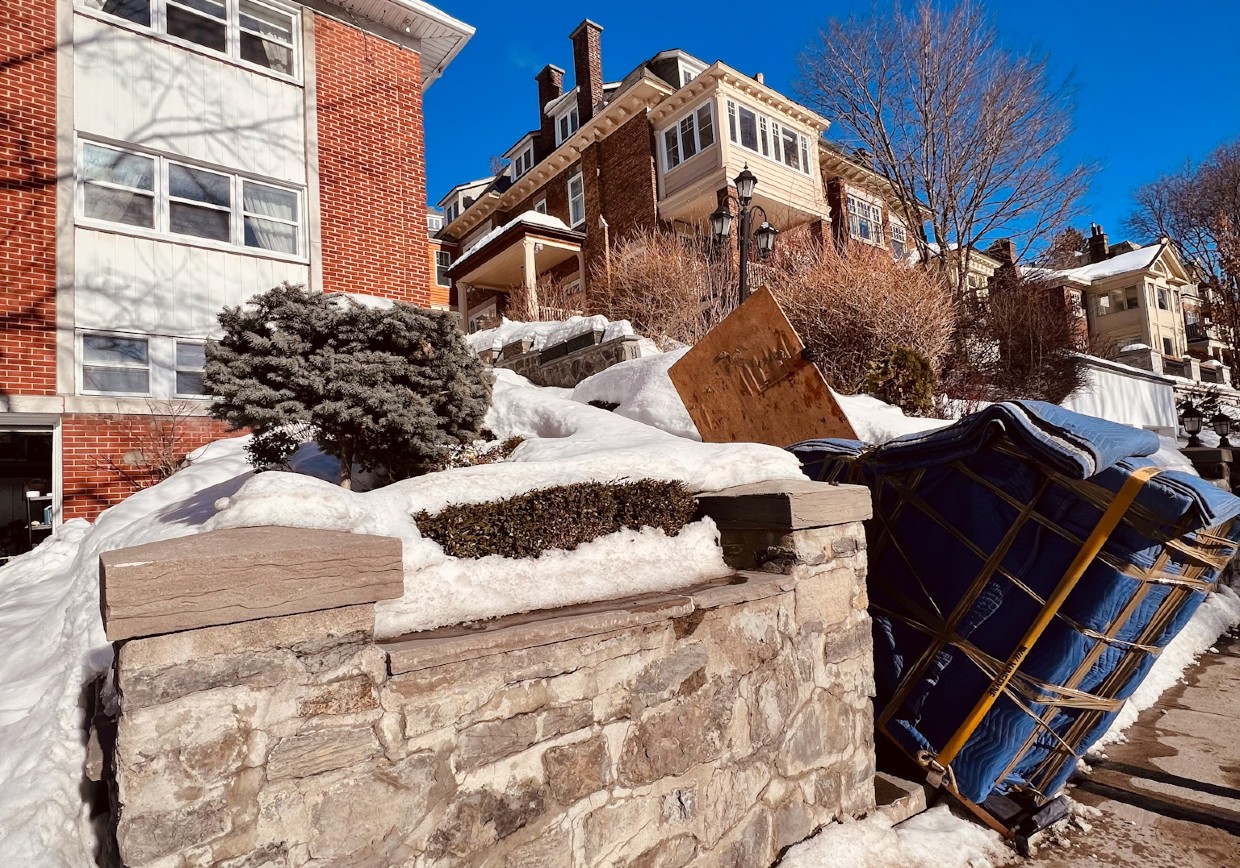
left=456, top=282, right=470, bottom=330
left=521, top=238, right=540, bottom=320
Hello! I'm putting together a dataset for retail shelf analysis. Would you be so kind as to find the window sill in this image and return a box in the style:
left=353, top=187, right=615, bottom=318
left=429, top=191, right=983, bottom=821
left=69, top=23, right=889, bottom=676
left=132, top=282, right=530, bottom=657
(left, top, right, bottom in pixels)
left=77, top=218, right=310, bottom=266
left=75, top=6, right=304, bottom=87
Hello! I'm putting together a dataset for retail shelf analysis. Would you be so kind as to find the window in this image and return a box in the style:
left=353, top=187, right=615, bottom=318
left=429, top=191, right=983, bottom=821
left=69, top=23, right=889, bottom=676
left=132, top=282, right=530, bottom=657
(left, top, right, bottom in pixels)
left=510, top=145, right=534, bottom=181
left=533, top=198, right=548, bottom=215
left=81, top=0, right=298, bottom=76
left=564, top=279, right=582, bottom=296
left=82, top=334, right=149, bottom=394
left=890, top=222, right=908, bottom=260
left=1069, top=290, right=1085, bottom=317
left=1162, top=337, right=1174, bottom=356
left=662, top=103, right=715, bottom=171
left=175, top=341, right=207, bottom=395
left=846, top=194, right=883, bottom=245
left=1124, top=286, right=1140, bottom=310
left=556, top=105, right=580, bottom=145
left=426, top=213, right=444, bottom=233
left=1095, top=293, right=1112, bottom=317
left=726, top=99, right=812, bottom=175
left=679, top=61, right=704, bottom=87
left=79, top=141, right=302, bottom=256
left=568, top=172, right=585, bottom=227
left=82, top=143, right=155, bottom=228
left=435, top=250, right=452, bottom=286
left=445, top=201, right=461, bottom=223
left=1157, top=287, right=1171, bottom=311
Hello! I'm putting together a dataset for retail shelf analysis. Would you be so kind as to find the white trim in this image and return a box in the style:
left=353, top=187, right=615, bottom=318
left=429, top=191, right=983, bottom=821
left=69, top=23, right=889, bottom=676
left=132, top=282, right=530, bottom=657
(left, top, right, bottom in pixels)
left=555, top=104, right=580, bottom=146
left=725, top=97, right=813, bottom=176
left=173, top=339, right=209, bottom=397
left=660, top=100, right=716, bottom=173
left=79, top=331, right=153, bottom=398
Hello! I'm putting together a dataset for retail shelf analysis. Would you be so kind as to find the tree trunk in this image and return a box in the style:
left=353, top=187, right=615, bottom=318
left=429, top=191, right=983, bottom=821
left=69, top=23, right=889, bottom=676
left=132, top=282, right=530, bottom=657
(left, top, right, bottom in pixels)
left=339, top=443, right=353, bottom=490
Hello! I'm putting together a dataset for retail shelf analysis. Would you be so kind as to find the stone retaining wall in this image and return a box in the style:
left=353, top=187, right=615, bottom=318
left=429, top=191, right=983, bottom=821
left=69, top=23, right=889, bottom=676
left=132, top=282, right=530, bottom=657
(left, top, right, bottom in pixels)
left=99, top=481, right=876, bottom=867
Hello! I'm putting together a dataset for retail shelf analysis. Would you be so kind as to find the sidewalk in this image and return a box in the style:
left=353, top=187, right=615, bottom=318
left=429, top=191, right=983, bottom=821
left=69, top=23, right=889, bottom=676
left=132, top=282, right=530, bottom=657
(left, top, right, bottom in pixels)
left=1031, top=630, right=1240, bottom=866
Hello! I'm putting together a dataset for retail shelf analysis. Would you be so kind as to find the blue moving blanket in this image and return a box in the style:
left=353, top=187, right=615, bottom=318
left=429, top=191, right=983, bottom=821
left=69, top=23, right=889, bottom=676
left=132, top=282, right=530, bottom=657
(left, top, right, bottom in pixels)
left=790, top=401, right=1240, bottom=805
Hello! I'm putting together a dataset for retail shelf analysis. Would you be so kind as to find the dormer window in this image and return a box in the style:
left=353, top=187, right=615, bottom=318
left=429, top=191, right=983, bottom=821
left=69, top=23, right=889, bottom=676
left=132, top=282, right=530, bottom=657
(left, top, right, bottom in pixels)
left=445, top=201, right=460, bottom=223
left=510, top=144, right=534, bottom=181
left=556, top=106, right=580, bottom=145
left=679, top=60, right=705, bottom=87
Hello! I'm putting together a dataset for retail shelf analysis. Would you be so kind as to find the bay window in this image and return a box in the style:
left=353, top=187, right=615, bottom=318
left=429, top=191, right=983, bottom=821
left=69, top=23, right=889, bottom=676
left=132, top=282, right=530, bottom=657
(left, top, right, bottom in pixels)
left=726, top=99, right=812, bottom=176
left=79, top=140, right=303, bottom=257
left=79, top=0, right=298, bottom=77
left=661, top=103, right=715, bottom=171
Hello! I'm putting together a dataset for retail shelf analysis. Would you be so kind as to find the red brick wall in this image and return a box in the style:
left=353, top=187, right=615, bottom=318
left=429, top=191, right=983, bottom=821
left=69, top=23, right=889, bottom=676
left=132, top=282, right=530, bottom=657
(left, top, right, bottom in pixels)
left=1, top=0, right=58, bottom=396
left=313, top=15, right=429, bottom=306
left=61, top=414, right=232, bottom=520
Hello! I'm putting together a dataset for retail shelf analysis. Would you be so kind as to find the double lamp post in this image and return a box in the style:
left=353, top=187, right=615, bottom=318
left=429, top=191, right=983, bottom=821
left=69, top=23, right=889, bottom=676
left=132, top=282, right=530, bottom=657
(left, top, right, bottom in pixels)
left=711, top=166, right=779, bottom=305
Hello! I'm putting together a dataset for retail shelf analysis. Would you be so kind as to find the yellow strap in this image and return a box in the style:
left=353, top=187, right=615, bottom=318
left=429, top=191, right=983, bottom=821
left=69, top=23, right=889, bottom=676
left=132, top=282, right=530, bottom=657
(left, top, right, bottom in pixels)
left=935, top=464, right=1162, bottom=767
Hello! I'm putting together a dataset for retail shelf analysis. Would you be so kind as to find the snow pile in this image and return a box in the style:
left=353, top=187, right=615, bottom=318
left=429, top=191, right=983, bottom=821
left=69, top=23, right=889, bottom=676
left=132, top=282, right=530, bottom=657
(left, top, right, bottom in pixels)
left=833, top=392, right=952, bottom=443
left=467, top=314, right=638, bottom=356
left=779, top=805, right=1013, bottom=868
left=573, top=347, right=701, bottom=440
left=1096, top=584, right=1240, bottom=746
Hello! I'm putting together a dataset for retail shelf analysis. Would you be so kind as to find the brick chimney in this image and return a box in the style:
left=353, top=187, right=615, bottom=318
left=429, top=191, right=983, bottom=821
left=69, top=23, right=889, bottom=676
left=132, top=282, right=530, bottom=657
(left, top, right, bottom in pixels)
left=986, top=238, right=1017, bottom=266
left=535, top=64, right=564, bottom=160
left=1088, top=223, right=1110, bottom=264
left=570, top=19, right=603, bottom=123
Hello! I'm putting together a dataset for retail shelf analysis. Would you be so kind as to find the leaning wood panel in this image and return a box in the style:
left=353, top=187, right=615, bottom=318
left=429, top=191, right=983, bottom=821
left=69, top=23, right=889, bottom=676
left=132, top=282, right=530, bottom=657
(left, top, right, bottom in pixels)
left=99, top=526, right=404, bottom=641
left=668, top=288, right=856, bottom=446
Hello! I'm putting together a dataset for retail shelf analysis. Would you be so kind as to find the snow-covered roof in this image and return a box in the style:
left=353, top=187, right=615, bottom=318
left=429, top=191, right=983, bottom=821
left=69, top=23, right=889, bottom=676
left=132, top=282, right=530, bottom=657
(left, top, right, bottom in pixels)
left=452, top=211, right=577, bottom=270
left=1051, top=242, right=1164, bottom=283
left=435, top=176, right=495, bottom=208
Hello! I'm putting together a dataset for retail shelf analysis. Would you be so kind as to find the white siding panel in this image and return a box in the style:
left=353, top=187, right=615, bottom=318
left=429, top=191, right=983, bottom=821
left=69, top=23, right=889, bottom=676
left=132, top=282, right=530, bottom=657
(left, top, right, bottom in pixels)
left=75, top=228, right=308, bottom=337
left=73, top=14, right=306, bottom=184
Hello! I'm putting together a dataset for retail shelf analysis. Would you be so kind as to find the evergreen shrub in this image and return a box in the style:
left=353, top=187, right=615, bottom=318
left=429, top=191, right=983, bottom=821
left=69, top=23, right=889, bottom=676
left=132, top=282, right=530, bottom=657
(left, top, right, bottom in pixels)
left=414, top=479, right=697, bottom=559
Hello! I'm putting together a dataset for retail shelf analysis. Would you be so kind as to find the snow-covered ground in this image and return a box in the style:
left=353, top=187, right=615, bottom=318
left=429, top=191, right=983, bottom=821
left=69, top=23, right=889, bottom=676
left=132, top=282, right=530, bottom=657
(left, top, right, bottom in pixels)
left=2, top=330, right=1238, bottom=868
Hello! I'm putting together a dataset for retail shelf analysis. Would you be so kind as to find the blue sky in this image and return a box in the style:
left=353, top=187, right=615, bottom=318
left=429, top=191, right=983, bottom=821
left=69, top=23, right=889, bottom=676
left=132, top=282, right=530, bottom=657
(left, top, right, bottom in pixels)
left=424, top=1, right=1240, bottom=243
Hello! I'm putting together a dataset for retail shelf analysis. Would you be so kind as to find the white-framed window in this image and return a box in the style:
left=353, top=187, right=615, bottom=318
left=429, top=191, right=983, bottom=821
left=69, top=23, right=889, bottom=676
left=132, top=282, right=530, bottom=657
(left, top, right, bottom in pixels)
left=846, top=194, right=883, bottom=245
left=533, top=197, right=548, bottom=214
left=510, top=144, right=534, bottom=181
left=726, top=99, right=812, bottom=175
left=444, top=200, right=461, bottom=223
left=679, top=60, right=705, bottom=87
left=568, top=171, right=585, bottom=227
left=78, top=140, right=303, bottom=257
left=174, top=341, right=207, bottom=396
left=890, top=222, right=908, bottom=260
left=661, top=102, right=715, bottom=172
left=426, top=213, right=444, bottom=234
left=556, top=105, right=580, bottom=145
left=79, top=0, right=299, bottom=78
left=435, top=250, right=452, bottom=286
left=82, top=333, right=150, bottom=395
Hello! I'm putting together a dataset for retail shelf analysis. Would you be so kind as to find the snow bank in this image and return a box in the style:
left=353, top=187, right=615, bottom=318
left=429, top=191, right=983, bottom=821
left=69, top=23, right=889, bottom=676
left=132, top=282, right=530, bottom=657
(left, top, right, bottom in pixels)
left=573, top=347, right=701, bottom=440
left=779, top=805, right=1013, bottom=868
left=833, top=392, right=952, bottom=444
left=1096, top=584, right=1240, bottom=746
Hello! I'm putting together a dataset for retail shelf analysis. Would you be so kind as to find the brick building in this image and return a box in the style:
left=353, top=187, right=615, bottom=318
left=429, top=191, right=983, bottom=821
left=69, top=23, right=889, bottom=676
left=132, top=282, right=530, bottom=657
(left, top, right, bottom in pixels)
left=435, top=20, right=911, bottom=331
left=0, top=0, right=472, bottom=542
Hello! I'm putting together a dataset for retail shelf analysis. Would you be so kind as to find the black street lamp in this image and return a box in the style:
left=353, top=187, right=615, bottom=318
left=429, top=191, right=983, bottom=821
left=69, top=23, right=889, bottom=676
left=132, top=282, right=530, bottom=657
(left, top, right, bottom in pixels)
left=711, top=165, right=779, bottom=306
left=1181, top=403, right=1204, bottom=448
left=1211, top=411, right=1234, bottom=448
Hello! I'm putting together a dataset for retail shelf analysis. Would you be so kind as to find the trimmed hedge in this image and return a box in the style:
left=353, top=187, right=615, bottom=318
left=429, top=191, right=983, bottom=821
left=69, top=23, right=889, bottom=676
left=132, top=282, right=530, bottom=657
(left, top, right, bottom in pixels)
left=413, top=479, right=697, bottom=559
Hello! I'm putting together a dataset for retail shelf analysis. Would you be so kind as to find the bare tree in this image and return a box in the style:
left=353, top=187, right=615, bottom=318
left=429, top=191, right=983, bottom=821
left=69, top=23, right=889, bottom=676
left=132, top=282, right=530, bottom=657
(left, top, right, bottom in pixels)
left=765, top=232, right=956, bottom=394
left=591, top=227, right=733, bottom=348
left=798, top=0, right=1092, bottom=294
left=1127, top=140, right=1240, bottom=287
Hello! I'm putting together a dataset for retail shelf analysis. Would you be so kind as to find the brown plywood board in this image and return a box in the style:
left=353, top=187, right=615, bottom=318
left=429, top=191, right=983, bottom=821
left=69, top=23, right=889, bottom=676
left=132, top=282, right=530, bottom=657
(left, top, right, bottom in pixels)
left=668, top=288, right=857, bottom=446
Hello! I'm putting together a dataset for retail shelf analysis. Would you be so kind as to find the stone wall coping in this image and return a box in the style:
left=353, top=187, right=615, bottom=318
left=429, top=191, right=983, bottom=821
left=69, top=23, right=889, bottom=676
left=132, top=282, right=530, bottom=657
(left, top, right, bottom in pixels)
left=99, top=526, right=404, bottom=642
left=383, top=570, right=800, bottom=676
left=695, top=478, right=872, bottom=530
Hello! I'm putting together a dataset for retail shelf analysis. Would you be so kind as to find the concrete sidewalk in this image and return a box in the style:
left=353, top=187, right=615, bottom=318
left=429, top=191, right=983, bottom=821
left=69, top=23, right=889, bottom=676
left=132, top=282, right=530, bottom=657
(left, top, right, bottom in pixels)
left=1032, top=630, right=1240, bottom=866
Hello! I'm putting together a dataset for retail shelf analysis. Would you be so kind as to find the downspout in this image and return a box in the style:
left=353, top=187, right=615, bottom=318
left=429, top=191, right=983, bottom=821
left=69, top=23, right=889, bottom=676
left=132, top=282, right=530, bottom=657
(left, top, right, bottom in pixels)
left=599, top=215, right=611, bottom=284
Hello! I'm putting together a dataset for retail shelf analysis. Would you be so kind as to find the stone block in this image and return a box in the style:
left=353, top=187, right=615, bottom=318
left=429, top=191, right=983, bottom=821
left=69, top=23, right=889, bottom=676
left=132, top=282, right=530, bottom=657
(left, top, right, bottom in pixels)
left=695, top=479, right=871, bottom=531
left=457, top=700, right=593, bottom=771
left=266, top=726, right=382, bottom=780
left=100, top=527, right=402, bottom=641
left=383, top=592, right=692, bottom=675
left=618, top=677, right=736, bottom=787
left=542, top=733, right=610, bottom=805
